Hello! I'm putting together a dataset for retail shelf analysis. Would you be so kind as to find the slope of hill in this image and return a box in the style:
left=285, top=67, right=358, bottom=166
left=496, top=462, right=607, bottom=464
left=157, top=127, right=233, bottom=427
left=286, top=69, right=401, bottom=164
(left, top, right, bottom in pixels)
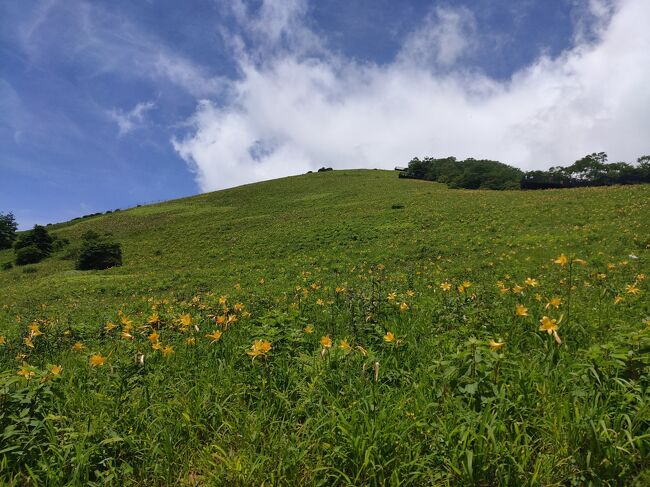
left=1, top=170, right=649, bottom=485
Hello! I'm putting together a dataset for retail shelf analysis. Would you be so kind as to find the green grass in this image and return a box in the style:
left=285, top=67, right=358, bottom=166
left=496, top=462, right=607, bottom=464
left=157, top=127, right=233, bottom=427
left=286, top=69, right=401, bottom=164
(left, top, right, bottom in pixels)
left=1, top=169, right=649, bottom=485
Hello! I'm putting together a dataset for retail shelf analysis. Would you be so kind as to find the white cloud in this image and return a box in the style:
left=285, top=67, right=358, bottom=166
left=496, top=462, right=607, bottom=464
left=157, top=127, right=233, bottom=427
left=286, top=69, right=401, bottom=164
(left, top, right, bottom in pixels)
left=398, top=6, right=477, bottom=68
left=109, top=101, right=156, bottom=136
left=174, top=0, right=650, bottom=192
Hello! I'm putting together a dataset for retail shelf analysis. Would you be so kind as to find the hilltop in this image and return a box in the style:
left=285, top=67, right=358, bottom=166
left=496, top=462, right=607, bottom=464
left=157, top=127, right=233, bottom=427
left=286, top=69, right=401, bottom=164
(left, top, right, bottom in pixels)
left=0, top=169, right=649, bottom=485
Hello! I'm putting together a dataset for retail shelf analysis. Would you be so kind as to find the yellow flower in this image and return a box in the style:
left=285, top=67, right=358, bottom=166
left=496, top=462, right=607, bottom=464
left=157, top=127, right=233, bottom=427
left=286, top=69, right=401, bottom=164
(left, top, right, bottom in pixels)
left=499, top=286, right=509, bottom=294
left=406, top=289, right=415, bottom=297
left=247, top=339, right=272, bottom=359
left=0, top=335, right=5, bottom=345
left=206, top=330, right=223, bottom=343
left=49, top=364, right=63, bottom=376
left=636, top=274, right=646, bottom=282
left=614, top=295, right=624, bottom=304
left=399, top=302, right=409, bottom=312
left=316, top=298, right=325, bottom=306
left=121, top=330, right=134, bottom=340
left=104, top=321, right=117, bottom=332
left=152, top=341, right=162, bottom=350
left=89, top=354, right=106, bottom=367
left=179, top=314, right=192, bottom=327
left=320, top=336, right=332, bottom=348
left=310, top=283, right=320, bottom=290
left=512, top=284, right=524, bottom=294
left=23, top=337, right=34, bottom=348
left=387, top=292, right=397, bottom=301
left=488, top=340, right=505, bottom=351
left=162, top=345, right=174, bottom=358
left=335, top=286, right=346, bottom=294
left=120, top=315, right=133, bottom=328
left=216, top=315, right=226, bottom=325
left=440, top=282, right=452, bottom=292
left=17, top=364, right=35, bottom=379
left=339, top=339, right=352, bottom=352
left=186, top=337, right=196, bottom=345
left=539, top=316, right=559, bottom=334
left=625, top=284, right=640, bottom=295
left=148, top=331, right=160, bottom=343
left=546, top=297, right=562, bottom=309
left=147, top=313, right=161, bottom=325
left=72, top=342, right=85, bottom=352
left=234, top=303, right=244, bottom=312
left=303, top=325, right=314, bottom=334
left=524, top=278, right=538, bottom=287
left=462, top=280, right=471, bottom=288
left=554, top=254, right=568, bottom=266
left=515, top=305, right=528, bottom=317
left=28, top=323, right=43, bottom=337
left=384, top=331, right=395, bottom=343
left=219, top=295, right=228, bottom=306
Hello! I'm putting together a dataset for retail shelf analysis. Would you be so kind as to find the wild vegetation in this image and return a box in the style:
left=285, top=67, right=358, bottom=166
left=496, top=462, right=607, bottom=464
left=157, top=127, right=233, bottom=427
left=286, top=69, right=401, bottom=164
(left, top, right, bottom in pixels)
left=400, top=153, right=650, bottom=190
left=0, top=170, right=649, bottom=485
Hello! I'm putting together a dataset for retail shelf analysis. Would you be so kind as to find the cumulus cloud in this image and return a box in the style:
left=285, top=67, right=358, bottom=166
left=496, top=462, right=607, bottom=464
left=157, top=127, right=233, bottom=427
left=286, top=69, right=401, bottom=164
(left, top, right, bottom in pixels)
left=173, top=0, right=650, bottom=192
left=109, top=101, right=156, bottom=136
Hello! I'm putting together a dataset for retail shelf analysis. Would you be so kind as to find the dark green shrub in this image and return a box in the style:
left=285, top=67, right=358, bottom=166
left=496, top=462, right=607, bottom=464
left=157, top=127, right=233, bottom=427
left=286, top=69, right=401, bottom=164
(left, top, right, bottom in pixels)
left=2, top=261, right=13, bottom=271
left=15, top=245, right=47, bottom=266
left=76, top=239, right=122, bottom=270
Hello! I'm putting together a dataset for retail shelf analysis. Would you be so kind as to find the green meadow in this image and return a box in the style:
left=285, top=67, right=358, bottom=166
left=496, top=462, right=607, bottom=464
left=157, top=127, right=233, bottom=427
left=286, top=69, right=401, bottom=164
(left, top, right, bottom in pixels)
left=1, top=169, right=649, bottom=485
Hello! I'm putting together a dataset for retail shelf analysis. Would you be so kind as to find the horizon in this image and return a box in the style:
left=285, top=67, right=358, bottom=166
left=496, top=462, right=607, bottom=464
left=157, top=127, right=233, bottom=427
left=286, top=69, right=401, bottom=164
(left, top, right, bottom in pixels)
left=2, top=0, right=649, bottom=229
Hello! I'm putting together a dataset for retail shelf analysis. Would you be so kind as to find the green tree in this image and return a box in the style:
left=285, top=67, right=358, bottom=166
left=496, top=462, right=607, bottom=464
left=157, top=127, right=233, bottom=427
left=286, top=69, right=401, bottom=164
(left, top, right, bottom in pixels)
left=14, top=225, right=54, bottom=265
left=0, top=212, right=18, bottom=249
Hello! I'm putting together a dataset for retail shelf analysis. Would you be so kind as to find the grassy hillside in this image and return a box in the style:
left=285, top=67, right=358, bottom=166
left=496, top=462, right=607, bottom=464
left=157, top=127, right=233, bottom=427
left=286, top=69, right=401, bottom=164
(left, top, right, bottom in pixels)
left=1, top=169, right=649, bottom=485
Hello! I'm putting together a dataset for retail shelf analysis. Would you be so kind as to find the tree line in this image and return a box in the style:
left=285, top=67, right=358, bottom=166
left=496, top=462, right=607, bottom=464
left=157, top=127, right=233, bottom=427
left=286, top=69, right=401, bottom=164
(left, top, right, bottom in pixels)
left=399, top=153, right=650, bottom=190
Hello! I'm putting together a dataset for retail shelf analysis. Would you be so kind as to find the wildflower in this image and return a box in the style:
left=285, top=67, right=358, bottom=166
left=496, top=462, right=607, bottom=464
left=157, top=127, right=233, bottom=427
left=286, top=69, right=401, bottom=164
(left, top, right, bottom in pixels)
left=186, top=337, right=196, bottom=345
left=462, top=280, right=471, bottom=288
left=89, top=354, right=106, bottom=367
left=499, top=286, right=509, bottom=294
left=316, top=298, right=324, bottom=306
left=247, top=340, right=272, bottom=360
left=399, top=302, right=409, bottom=312
left=384, top=331, right=395, bottom=343
left=339, top=339, right=352, bottom=352
left=148, top=331, right=160, bottom=343
left=152, top=341, right=162, bottom=350
left=121, top=330, right=134, bottom=340
left=406, top=289, right=415, bottom=297
left=546, top=297, right=562, bottom=309
left=227, top=314, right=238, bottom=324
left=440, top=282, right=452, bottom=292
left=625, top=284, right=641, bottom=295
left=206, top=330, right=223, bottom=343
left=104, top=321, right=117, bottom=332
left=120, top=315, right=133, bottom=328
left=607, top=263, right=616, bottom=270
left=524, top=278, right=538, bottom=287
left=320, top=336, right=332, bottom=348
left=234, top=283, right=241, bottom=291
left=614, top=295, right=624, bottom=304
left=636, top=274, right=646, bottom=282
left=17, top=364, right=35, bottom=379
left=23, top=337, right=34, bottom=348
left=512, top=284, right=524, bottom=294
left=310, top=283, right=320, bottom=290
left=303, top=325, right=314, bottom=334
left=0, top=336, right=5, bottom=345
left=488, top=340, right=505, bottom=351
left=335, top=286, right=346, bottom=294
left=515, top=305, right=528, bottom=317
left=48, top=364, right=63, bottom=376
left=234, top=303, right=244, bottom=312
left=387, top=292, right=397, bottom=301
left=216, top=315, right=226, bottom=325
left=147, top=313, right=161, bottom=325
left=162, top=345, right=174, bottom=358
left=219, top=295, right=227, bottom=306
left=539, top=316, right=559, bottom=334
left=554, top=254, right=568, bottom=266
left=28, top=323, right=43, bottom=337
left=179, top=314, right=192, bottom=327
left=72, top=342, right=85, bottom=352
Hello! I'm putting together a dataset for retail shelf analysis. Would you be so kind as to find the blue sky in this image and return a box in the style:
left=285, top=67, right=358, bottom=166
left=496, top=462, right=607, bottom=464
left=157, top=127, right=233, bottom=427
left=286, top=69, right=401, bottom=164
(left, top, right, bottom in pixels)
left=1, top=0, right=648, bottom=229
